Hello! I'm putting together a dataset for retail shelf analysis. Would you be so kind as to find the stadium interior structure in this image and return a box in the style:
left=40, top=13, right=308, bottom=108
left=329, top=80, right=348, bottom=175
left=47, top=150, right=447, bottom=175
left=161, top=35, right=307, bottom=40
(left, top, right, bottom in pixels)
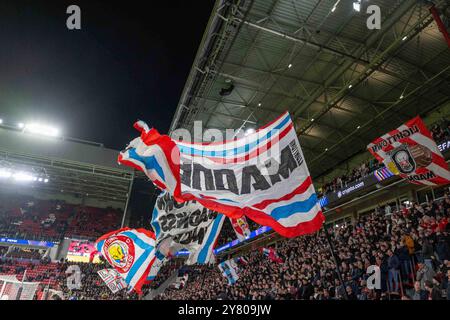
left=1, top=0, right=450, bottom=300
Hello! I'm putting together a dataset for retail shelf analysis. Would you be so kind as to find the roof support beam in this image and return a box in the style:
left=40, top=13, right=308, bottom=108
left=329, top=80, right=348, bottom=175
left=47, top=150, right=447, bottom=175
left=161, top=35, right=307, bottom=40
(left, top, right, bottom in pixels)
left=291, top=0, right=417, bottom=117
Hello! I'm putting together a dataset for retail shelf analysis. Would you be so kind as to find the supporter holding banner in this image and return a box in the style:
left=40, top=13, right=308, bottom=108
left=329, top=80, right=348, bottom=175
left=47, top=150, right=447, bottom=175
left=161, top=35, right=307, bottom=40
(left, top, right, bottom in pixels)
left=218, top=259, right=239, bottom=285
left=119, top=111, right=325, bottom=238
left=151, top=191, right=225, bottom=265
left=95, top=228, right=157, bottom=293
left=367, top=116, right=450, bottom=186
left=230, top=217, right=251, bottom=241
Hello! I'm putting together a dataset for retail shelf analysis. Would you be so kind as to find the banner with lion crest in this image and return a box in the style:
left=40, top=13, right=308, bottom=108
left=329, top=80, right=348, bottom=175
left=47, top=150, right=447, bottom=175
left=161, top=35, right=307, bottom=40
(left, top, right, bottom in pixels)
left=367, top=116, right=450, bottom=186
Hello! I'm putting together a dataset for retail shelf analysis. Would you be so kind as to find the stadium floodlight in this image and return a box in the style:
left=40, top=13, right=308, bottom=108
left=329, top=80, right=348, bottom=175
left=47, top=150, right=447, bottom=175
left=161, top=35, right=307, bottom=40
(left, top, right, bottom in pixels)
left=12, top=172, right=35, bottom=182
left=258, top=102, right=262, bottom=107
left=24, top=123, right=59, bottom=137
left=44, top=178, right=49, bottom=183
left=288, top=63, right=292, bottom=69
left=18, top=123, right=25, bottom=129
left=0, top=119, right=3, bottom=124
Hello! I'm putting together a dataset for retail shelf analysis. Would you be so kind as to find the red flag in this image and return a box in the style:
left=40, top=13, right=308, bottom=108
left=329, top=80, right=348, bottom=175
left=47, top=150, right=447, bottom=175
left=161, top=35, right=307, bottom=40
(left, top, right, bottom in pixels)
left=367, top=116, right=450, bottom=186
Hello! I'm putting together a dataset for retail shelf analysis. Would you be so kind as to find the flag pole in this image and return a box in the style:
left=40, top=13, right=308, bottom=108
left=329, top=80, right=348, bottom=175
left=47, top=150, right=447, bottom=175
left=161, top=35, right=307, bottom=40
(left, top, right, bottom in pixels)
left=323, top=225, right=349, bottom=300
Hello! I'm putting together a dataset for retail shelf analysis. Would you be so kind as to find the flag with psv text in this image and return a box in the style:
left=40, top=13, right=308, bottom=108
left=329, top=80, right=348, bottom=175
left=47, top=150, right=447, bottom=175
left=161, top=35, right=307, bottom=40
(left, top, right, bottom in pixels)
left=367, top=116, right=450, bottom=186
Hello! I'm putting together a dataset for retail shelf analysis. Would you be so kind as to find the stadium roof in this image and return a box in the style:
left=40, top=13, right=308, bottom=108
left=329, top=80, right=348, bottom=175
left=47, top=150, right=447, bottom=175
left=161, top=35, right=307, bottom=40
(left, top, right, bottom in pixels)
left=0, top=126, right=133, bottom=204
left=170, top=0, right=450, bottom=179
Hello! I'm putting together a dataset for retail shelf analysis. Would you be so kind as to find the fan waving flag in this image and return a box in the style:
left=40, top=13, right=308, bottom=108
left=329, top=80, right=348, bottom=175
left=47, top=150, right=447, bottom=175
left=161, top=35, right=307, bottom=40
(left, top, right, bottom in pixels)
left=218, top=259, right=240, bottom=285
left=119, top=111, right=325, bottom=238
left=95, top=228, right=157, bottom=294
left=368, top=116, right=450, bottom=186
left=151, top=192, right=225, bottom=265
left=118, top=121, right=182, bottom=200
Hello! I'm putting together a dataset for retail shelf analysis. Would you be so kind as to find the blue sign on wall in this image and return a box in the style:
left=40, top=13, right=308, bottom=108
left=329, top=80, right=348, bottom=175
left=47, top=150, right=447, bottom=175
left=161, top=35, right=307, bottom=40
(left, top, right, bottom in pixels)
left=0, top=237, right=54, bottom=247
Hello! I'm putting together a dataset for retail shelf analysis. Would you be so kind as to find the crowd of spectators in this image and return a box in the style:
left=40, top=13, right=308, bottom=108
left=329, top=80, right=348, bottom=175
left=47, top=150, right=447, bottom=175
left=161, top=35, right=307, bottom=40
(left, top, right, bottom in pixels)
left=1, top=194, right=450, bottom=300
left=0, top=194, right=449, bottom=300
left=155, top=196, right=450, bottom=300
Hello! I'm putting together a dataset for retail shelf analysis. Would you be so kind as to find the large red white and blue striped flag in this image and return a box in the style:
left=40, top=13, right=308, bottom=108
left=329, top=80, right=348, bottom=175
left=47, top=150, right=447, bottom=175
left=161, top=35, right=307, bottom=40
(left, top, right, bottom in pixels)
left=367, top=116, right=450, bottom=186
left=119, top=112, right=325, bottom=238
left=95, top=228, right=157, bottom=293
left=230, top=217, right=251, bottom=241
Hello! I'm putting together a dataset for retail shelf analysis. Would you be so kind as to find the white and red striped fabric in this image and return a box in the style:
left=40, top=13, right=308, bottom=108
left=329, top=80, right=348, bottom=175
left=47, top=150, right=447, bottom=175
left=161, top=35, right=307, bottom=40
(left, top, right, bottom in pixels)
left=118, top=112, right=325, bottom=238
left=367, top=116, right=450, bottom=186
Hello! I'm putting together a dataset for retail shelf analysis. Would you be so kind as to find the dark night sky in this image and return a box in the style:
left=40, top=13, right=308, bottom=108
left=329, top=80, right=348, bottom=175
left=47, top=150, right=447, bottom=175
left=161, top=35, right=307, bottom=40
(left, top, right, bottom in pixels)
left=0, top=0, right=214, bottom=149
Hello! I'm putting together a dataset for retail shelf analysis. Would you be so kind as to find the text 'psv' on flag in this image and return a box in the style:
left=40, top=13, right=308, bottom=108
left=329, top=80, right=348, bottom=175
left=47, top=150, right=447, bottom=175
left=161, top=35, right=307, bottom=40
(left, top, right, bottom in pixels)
left=95, top=228, right=157, bottom=294
left=367, top=116, right=450, bottom=186
left=118, top=111, right=325, bottom=238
